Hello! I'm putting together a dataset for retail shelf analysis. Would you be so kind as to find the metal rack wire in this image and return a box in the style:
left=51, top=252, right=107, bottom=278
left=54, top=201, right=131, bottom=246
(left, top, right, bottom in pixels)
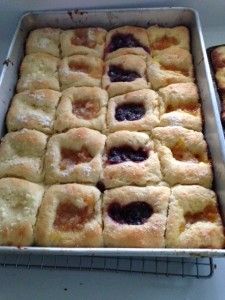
left=0, top=254, right=214, bottom=278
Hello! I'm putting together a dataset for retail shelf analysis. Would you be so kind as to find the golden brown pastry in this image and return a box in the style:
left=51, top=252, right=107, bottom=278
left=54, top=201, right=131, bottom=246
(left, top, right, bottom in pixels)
left=60, top=27, right=107, bottom=58
left=147, top=46, right=194, bottom=90
left=44, top=127, right=106, bottom=184
left=0, top=177, right=44, bottom=246
left=153, top=126, right=212, bottom=188
left=211, top=46, right=225, bottom=125
left=7, top=89, right=61, bottom=134
left=102, top=130, right=162, bottom=188
left=54, top=87, right=108, bottom=132
left=26, top=28, right=61, bottom=57
left=17, top=53, right=60, bottom=92
left=105, top=26, right=150, bottom=60
left=0, top=129, right=48, bottom=183
left=58, top=55, right=103, bottom=90
left=102, top=54, right=149, bottom=98
left=35, top=183, right=103, bottom=247
left=166, top=185, right=224, bottom=248
left=106, top=89, right=160, bottom=132
left=148, top=26, right=190, bottom=55
left=158, top=83, right=202, bottom=131
left=103, top=185, right=170, bottom=247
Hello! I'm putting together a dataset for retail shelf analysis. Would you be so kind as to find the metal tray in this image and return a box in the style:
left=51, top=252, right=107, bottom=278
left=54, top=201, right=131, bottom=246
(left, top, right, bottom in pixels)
left=0, top=7, right=225, bottom=258
left=207, top=44, right=225, bottom=126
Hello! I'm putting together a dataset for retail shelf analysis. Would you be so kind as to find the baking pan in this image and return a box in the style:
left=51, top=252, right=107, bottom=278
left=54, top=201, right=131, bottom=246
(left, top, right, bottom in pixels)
left=1, top=7, right=225, bottom=257
left=207, top=44, right=225, bottom=126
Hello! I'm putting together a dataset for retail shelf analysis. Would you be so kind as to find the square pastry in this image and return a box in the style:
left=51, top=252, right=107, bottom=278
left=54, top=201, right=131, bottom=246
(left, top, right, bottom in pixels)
left=54, top=87, right=108, bottom=132
left=158, top=83, right=202, bottom=131
left=153, top=126, right=213, bottom=188
left=17, top=53, right=60, bottom=92
left=44, top=127, right=106, bottom=184
left=166, top=185, right=224, bottom=248
left=104, top=26, right=150, bottom=60
left=102, top=54, right=148, bottom=98
left=147, top=47, right=194, bottom=90
left=60, top=27, right=107, bottom=58
left=211, top=46, right=225, bottom=68
left=0, top=178, right=44, bottom=246
left=0, top=129, right=48, bottom=183
left=148, top=26, right=190, bottom=55
left=58, top=55, right=103, bottom=90
left=35, top=183, right=103, bottom=247
left=215, top=68, right=225, bottom=93
left=102, top=130, right=162, bottom=188
left=106, top=89, right=160, bottom=132
left=26, top=27, right=61, bottom=57
left=103, top=186, right=170, bottom=247
left=7, top=89, right=61, bottom=134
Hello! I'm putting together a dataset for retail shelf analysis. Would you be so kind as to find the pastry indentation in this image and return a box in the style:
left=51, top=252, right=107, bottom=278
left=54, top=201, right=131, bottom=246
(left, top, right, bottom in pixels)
left=108, top=201, right=153, bottom=225
left=184, top=204, right=218, bottom=225
left=72, top=100, right=100, bottom=120
left=107, top=33, right=149, bottom=53
left=108, top=65, right=141, bottom=82
left=107, top=146, right=148, bottom=164
left=53, top=200, right=93, bottom=231
left=71, top=29, right=96, bottom=48
left=60, top=147, right=92, bottom=170
left=152, top=36, right=178, bottom=50
left=115, top=103, right=145, bottom=121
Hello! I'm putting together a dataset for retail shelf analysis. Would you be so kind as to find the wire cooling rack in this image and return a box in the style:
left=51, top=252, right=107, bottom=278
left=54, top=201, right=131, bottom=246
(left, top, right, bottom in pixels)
left=0, top=254, right=214, bottom=278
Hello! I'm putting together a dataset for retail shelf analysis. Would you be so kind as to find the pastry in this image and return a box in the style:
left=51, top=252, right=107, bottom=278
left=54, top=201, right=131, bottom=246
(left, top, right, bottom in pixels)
left=7, top=89, right=61, bottom=134
left=158, top=83, right=202, bottom=131
left=59, top=55, right=103, bottom=90
left=17, top=53, right=60, bottom=92
left=35, top=183, right=103, bottom=247
left=103, top=185, right=170, bottom=247
left=44, top=127, right=106, bottom=184
left=0, top=129, right=48, bottom=183
left=105, top=26, right=149, bottom=60
left=147, top=46, right=194, bottom=90
left=102, top=54, right=148, bottom=97
left=60, top=27, right=107, bottom=58
left=102, top=130, right=162, bottom=188
left=211, top=46, right=225, bottom=125
left=0, top=177, right=44, bottom=246
left=54, top=87, right=108, bottom=132
left=26, top=27, right=61, bottom=57
left=107, top=89, right=160, bottom=132
left=148, top=25, right=190, bottom=55
left=166, top=185, right=224, bottom=248
left=153, top=126, right=212, bottom=188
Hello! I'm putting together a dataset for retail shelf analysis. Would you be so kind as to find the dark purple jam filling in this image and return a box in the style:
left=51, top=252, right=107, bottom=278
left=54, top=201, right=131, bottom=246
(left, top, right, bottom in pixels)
left=108, top=201, right=153, bottom=225
left=96, top=181, right=106, bottom=193
left=107, top=146, right=148, bottom=164
left=108, top=65, right=140, bottom=82
left=107, top=33, right=150, bottom=53
left=115, top=103, right=145, bottom=121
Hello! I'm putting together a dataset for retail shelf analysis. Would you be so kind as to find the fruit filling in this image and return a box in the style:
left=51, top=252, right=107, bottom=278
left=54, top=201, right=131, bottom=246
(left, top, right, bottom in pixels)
left=108, top=201, right=153, bottom=225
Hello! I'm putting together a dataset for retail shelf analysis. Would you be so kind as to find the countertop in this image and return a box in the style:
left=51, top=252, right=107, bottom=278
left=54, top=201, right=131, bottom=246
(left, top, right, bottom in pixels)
left=0, top=1, right=225, bottom=299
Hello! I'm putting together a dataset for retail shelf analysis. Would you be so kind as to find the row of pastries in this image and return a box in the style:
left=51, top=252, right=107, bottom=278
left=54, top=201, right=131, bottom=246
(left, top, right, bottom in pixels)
left=0, top=25, right=224, bottom=248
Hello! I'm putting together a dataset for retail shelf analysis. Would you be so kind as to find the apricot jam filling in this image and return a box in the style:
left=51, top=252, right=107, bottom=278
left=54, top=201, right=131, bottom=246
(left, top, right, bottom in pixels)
left=71, top=29, right=96, bottom=48
left=60, top=147, right=92, bottom=170
left=152, top=36, right=178, bottom=50
left=54, top=199, right=94, bottom=231
left=72, top=100, right=100, bottom=120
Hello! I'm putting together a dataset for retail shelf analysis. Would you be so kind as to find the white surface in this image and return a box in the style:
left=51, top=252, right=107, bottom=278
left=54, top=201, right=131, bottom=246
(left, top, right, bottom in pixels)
left=0, top=1, right=225, bottom=299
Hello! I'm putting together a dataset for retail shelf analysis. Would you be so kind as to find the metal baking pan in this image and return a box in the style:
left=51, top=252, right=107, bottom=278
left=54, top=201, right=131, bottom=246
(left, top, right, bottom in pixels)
left=207, top=44, right=225, bottom=127
left=1, top=7, right=225, bottom=258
